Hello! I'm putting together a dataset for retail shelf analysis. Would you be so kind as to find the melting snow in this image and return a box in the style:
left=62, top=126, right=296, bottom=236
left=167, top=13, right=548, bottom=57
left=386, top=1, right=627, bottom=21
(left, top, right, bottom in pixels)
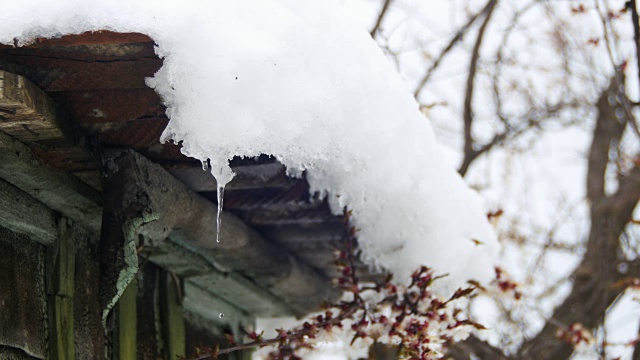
left=1, top=0, right=498, bottom=289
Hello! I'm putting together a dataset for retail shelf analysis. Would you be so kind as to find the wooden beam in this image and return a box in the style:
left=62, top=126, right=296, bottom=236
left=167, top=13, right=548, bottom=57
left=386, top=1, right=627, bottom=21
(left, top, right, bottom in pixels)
left=48, top=218, right=75, bottom=360
left=0, top=56, right=161, bottom=91
left=0, top=31, right=153, bottom=49
left=102, top=149, right=338, bottom=317
left=52, top=88, right=163, bottom=125
left=0, top=131, right=101, bottom=232
left=0, top=178, right=57, bottom=245
left=183, top=282, right=255, bottom=344
left=160, top=270, right=185, bottom=360
left=31, top=31, right=152, bottom=48
left=116, top=279, right=137, bottom=360
left=147, top=239, right=292, bottom=316
left=166, top=162, right=290, bottom=191
left=0, top=70, right=101, bottom=232
left=0, top=70, right=73, bottom=143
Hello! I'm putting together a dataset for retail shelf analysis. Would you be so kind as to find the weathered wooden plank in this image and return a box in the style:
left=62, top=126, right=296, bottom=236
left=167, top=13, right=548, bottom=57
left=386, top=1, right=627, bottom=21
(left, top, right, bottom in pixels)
left=48, top=218, right=76, bottom=360
left=0, top=228, right=47, bottom=359
left=0, top=131, right=102, bottom=232
left=183, top=282, right=254, bottom=342
left=0, top=70, right=73, bottom=143
left=146, top=239, right=292, bottom=316
left=116, top=279, right=137, bottom=360
left=187, top=274, right=291, bottom=316
left=166, top=162, right=291, bottom=192
left=0, top=178, right=57, bottom=245
left=160, top=270, right=185, bottom=360
left=102, top=149, right=339, bottom=317
left=49, top=297, right=74, bottom=360
left=0, top=31, right=153, bottom=49
left=53, top=219, right=76, bottom=297
left=72, top=226, right=105, bottom=360
left=135, top=263, right=161, bottom=360
left=235, top=204, right=337, bottom=226
left=51, top=88, right=163, bottom=125
left=0, top=55, right=162, bottom=91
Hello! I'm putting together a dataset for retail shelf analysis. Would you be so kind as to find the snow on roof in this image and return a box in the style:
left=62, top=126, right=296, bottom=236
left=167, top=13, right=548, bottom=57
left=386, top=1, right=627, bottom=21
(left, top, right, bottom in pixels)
left=1, top=0, right=498, bottom=289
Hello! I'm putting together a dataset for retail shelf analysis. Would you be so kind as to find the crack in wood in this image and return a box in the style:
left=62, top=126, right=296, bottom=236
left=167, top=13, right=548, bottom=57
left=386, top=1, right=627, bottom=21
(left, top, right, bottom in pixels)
left=4, top=52, right=160, bottom=64
left=0, top=107, right=16, bottom=115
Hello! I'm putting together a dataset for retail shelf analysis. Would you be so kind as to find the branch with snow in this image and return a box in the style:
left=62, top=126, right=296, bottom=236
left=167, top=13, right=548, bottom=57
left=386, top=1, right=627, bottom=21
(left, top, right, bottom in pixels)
left=185, top=211, right=490, bottom=360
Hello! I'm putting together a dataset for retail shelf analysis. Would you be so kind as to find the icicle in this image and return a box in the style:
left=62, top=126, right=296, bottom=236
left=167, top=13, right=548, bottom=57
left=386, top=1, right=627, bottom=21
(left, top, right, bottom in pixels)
left=210, top=158, right=234, bottom=245
left=216, top=184, right=224, bottom=243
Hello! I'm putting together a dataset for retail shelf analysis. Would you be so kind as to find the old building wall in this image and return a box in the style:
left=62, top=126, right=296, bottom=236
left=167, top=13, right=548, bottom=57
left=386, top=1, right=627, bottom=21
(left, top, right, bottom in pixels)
left=73, top=225, right=106, bottom=360
left=0, top=227, right=48, bottom=359
left=0, top=216, right=255, bottom=360
left=0, top=222, right=106, bottom=360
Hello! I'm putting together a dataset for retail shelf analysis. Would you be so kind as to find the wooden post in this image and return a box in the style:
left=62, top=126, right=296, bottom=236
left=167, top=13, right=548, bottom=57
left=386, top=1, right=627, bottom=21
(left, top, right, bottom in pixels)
left=49, top=218, right=76, bottom=360
left=136, top=263, right=161, bottom=359
left=116, top=278, right=137, bottom=360
left=160, top=270, right=185, bottom=359
left=99, top=151, right=147, bottom=327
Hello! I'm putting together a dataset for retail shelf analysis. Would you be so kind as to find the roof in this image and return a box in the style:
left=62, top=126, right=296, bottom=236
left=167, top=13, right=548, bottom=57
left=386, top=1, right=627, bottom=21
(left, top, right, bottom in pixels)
left=0, top=31, right=380, bottom=320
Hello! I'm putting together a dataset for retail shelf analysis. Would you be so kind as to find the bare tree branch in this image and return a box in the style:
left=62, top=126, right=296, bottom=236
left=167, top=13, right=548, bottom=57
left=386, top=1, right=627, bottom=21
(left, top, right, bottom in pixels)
left=374, top=3, right=640, bottom=359
left=596, top=0, right=640, bottom=139
left=413, top=0, right=497, bottom=99
left=447, top=75, right=640, bottom=360
left=516, top=75, right=640, bottom=360
left=458, top=0, right=498, bottom=176
left=446, top=335, right=510, bottom=360
left=587, top=76, right=627, bottom=202
left=491, top=1, right=537, bottom=127
left=370, top=0, right=393, bottom=39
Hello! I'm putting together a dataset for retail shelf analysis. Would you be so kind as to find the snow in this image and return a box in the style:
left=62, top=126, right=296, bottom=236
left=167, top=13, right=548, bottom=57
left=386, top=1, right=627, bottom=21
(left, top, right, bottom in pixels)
left=1, top=0, right=497, bottom=288
left=357, top=0, right=640, bottom=357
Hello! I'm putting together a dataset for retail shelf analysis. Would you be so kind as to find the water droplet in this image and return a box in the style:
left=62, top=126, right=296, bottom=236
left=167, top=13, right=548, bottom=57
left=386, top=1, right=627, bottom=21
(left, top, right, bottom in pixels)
left=617, top=262, right=629, bottom=274
left=219, top=313, right=224, bottom=319
left=216, top=185, right=225, bottom=243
